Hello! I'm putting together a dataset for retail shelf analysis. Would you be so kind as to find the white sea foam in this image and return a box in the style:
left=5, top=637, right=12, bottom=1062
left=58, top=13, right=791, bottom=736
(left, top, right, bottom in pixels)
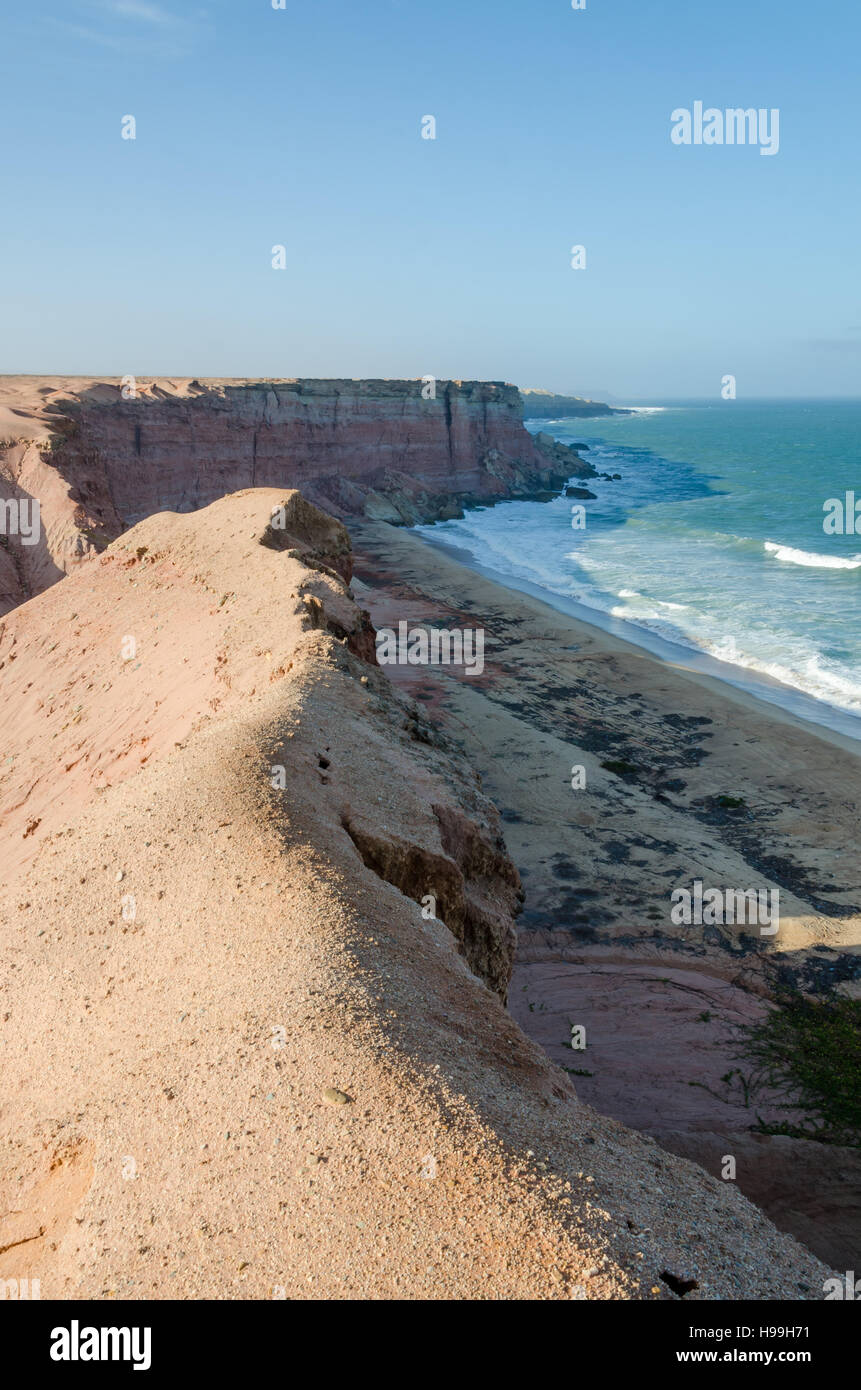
left=703, top=639, right=861, bottom=715
left=519, top=544, right=861, bottom=718
left=614, top=590, right=688, bottom=614
left=764, top=541, right=861, bottom=569
left=414, top=425, right=861, bottom=729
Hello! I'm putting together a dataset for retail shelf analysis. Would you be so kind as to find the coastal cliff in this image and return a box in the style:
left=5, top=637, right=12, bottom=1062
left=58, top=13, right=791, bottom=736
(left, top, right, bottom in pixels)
left=0, top=377, right=592, bottom=613
left=0, top=488, right=832, bottom=1298
left=521, top=389, right=630, bottom=419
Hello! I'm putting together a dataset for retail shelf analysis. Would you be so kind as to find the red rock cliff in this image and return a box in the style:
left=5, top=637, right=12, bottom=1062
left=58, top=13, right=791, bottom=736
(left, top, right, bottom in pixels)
left=0, top=376, right=591, bottom=614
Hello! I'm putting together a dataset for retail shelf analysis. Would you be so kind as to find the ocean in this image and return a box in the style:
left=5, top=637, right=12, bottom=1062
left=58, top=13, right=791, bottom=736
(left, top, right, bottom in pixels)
left=414, top=399, right=861, bottom=740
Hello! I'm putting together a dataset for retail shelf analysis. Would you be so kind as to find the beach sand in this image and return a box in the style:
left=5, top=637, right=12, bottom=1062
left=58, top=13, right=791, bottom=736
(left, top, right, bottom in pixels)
left=350, top=519, right=861, bottom=1269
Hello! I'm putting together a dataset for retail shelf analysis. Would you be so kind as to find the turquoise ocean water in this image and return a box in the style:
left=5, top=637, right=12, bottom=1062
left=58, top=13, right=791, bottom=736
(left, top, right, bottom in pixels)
left=414, top=400, right=861, bottom=739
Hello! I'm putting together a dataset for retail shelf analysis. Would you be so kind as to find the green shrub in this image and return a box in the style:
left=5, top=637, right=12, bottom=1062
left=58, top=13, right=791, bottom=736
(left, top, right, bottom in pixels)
left=742, top=990, right=861, bottom=1146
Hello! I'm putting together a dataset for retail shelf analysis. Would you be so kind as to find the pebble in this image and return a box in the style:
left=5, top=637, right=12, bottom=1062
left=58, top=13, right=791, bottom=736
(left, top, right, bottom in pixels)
left=323, top=1087, right=352, bottom=1106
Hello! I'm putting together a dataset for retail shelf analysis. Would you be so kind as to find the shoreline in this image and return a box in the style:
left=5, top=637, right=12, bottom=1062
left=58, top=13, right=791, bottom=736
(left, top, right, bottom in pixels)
left=349, top=517, right=861, bottom=1269
left=350, top=518, right=861, bottom=965
left=414, top=527, right=861, bottom=749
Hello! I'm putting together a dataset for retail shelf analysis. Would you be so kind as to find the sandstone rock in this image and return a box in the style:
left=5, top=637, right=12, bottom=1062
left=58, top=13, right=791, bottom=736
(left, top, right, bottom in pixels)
left=0, top=377, right=595, bottom=614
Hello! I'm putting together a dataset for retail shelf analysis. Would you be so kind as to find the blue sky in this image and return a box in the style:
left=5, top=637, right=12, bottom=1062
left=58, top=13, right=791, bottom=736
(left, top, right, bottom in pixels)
left=2, top=0, right=859, bottom=397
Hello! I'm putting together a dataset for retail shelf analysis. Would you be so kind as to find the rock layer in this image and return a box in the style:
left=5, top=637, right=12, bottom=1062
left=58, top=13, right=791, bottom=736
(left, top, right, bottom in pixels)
left=0, top=377, right=593, bottom=614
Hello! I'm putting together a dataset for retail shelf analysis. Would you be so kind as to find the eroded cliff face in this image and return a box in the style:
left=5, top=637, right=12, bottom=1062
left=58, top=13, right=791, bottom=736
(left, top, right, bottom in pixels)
left=0, top=377, right=592, bottom=613
left=0, top=487, right=518, bottom=996
left=0, top=486, right=833, bottom=1298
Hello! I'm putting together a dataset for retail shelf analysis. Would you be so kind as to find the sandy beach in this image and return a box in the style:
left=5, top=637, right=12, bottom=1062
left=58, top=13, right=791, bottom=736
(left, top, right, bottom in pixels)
left=350, top=519, right=861, bottom=1269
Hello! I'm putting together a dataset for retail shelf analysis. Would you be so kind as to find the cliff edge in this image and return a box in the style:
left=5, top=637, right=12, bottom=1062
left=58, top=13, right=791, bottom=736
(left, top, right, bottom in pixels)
left=521, top=389, right=631, bottom=419
left=0, top=376, right=591, bottom=615
left=0, top=488, right=832, bottom=1299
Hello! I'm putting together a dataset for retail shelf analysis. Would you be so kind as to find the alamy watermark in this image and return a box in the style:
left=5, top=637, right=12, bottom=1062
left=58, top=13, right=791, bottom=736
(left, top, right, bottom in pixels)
left=0, top=497, right=40, bottom=546
left=1, top=1277, right=40, bottom=1299
left=823, top=491, right=861, bottom=534
left=671, top=103, right=780, bottom=157
left=670, top=880, right=779, bottom=936
left=376, top=622, right=484, bottom=676
left=823, top=1271, right=861, bottom=1300
left=50, top=1322, right=151, bottom=1370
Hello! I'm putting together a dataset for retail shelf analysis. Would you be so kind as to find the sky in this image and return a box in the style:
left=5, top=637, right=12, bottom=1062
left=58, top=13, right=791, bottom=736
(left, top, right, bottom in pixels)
left=1, top=0, right=859, bottom=398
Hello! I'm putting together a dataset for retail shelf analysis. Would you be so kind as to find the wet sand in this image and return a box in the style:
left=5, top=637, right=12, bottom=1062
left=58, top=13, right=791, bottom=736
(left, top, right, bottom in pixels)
left=350, top=519, right=861, bottom=1269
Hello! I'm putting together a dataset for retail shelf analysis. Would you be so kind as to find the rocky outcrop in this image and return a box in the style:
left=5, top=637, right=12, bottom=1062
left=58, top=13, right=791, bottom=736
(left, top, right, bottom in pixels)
left=522, top=389, right=630, bottom=419
left=343, top=798, right=521, bottom=1001
left=0, top=377, right=594, bottom=613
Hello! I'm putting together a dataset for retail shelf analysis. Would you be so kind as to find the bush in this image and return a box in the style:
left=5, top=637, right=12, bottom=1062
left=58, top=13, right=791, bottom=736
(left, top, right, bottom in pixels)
left=742, top=990, right=861, bottom=1146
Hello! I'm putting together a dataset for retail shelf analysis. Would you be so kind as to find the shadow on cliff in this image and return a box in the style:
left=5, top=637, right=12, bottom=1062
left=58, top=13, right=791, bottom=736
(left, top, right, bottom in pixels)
left=0, top=474, right=66, bottom=611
